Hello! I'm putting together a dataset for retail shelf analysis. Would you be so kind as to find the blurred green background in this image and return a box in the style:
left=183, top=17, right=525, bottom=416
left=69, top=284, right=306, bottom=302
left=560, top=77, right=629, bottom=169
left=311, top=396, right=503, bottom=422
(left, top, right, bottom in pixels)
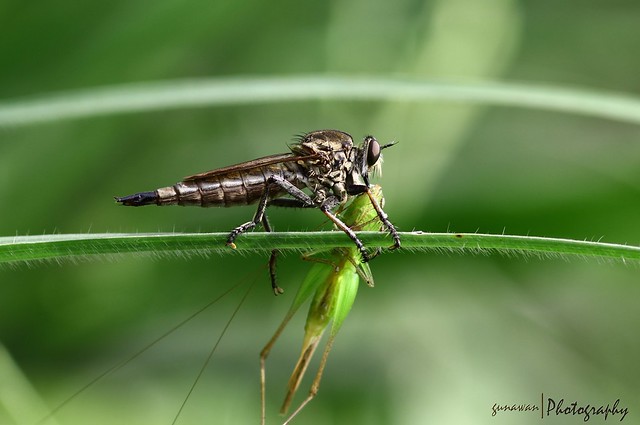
left=1, top=0, right=639, bottom=424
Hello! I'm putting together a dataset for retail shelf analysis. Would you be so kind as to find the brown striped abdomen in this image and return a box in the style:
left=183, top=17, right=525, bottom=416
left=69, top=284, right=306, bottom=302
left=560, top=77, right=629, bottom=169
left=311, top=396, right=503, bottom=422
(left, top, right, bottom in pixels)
left=156, top=164, right=305, bottom=207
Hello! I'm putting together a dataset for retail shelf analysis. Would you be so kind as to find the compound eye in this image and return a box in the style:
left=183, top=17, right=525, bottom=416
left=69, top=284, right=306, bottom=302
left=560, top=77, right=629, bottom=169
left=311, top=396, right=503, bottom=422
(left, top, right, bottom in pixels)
left=366, top=137, right=381, bottom=167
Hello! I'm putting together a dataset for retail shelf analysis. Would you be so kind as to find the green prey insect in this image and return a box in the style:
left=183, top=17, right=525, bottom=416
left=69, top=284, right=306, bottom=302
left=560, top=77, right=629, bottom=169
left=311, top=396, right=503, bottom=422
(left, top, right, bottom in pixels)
left=260, top=185, right=387, bottom=425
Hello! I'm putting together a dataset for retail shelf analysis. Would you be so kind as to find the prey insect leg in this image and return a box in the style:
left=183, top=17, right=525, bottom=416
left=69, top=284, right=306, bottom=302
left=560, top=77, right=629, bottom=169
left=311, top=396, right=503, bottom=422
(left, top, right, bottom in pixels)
left=282, top=335, right=337, bottom=425
left=260, top=307, right=303, bottom=425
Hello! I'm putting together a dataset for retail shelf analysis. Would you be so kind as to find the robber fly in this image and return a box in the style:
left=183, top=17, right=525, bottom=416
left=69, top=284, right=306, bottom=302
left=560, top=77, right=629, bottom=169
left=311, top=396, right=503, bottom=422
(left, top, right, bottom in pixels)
left=115, top=129, right=400, bottom=294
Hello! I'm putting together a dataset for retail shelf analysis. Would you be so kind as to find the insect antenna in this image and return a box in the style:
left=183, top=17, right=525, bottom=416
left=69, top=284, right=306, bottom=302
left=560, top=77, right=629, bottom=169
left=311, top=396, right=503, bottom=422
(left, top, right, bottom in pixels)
left=36, top=268, right=261, bottom=425
left=171, top=272, right=259, bottom=424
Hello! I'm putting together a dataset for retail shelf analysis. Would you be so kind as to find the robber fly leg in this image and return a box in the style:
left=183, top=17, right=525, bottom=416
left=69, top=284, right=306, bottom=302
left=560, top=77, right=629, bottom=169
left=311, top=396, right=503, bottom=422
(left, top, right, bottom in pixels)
left=226, top=175, right=316, bottom=294
left=227, top=175, right=314, bottom=247
left=226, top=192, right=270, bottom=249
left=320, top=206, right=370, bottom=263
left=267, top=251, right=284, bottom=295
left=260, top=215, right=285, bottom=296
left=366, top=247, right=383, bottom=261
left=268, top=198, right=315, bottom=208
left=268, top=175, right=315, bottom=206
left=365, top=188, right=401, bottom=250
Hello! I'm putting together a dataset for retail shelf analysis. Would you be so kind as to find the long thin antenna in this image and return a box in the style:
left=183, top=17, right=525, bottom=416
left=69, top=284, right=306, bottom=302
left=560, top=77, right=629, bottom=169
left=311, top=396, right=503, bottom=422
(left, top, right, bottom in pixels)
left=38, top=268, right=261, bottom=425
left=171, top=274, right=259, bottom=424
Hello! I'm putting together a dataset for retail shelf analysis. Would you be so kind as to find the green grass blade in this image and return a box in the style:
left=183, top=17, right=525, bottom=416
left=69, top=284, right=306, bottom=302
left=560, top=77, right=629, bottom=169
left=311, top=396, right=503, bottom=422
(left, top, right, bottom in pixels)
left=3, top=77, right=640, bottom=127
left=1, top=232, right=638, bottom=267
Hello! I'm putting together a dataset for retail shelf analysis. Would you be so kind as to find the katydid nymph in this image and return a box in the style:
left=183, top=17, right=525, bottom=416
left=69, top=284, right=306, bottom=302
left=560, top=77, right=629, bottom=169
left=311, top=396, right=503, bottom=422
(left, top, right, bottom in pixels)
left=260, top=184, right=388, bottom=424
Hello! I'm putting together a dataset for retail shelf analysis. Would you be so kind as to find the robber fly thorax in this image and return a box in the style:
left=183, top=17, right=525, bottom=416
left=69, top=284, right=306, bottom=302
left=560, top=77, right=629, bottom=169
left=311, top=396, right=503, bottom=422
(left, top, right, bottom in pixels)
left=116, top=130, right=400, bottom=293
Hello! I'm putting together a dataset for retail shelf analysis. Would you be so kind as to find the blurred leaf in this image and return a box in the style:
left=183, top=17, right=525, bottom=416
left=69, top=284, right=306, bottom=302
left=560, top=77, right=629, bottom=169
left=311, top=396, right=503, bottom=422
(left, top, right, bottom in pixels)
left=3, top=77, right=640, bottom=127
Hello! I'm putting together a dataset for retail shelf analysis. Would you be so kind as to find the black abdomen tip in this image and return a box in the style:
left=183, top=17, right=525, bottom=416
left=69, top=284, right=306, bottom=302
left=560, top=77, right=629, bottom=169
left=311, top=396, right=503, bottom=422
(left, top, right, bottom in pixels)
left=115, top=191, right=158, bottom=206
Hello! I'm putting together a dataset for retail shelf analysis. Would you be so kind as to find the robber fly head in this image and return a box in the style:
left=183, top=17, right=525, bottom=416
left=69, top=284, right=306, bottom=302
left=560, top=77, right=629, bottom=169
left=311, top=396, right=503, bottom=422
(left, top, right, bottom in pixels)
left=349, top=135, right=396, bottom=194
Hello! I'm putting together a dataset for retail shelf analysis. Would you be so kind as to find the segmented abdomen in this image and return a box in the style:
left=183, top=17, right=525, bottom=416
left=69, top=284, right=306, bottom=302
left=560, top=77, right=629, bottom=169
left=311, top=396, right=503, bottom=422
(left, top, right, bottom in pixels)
left=156, top=163, right=305, bottom=207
